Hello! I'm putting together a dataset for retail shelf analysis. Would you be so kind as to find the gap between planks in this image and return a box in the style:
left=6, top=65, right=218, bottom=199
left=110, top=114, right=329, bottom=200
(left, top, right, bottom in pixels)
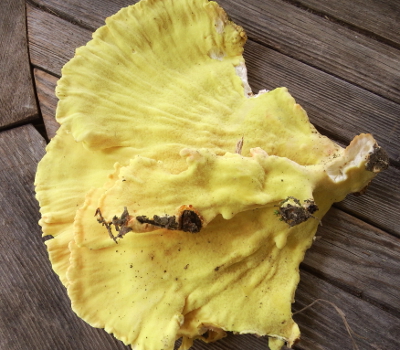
left=0, top=127, right=129, bottom=349
left=288, top=0, right=400, bottom=49
left=0, top=0, right=39, bottom=129
left=218, top=0, right=400, bottom=105
left=29, top=0, right=400, bottom=106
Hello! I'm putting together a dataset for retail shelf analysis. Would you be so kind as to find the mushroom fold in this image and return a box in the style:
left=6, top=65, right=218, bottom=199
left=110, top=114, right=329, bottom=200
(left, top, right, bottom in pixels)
left=34, top=0, right=388, bottom=349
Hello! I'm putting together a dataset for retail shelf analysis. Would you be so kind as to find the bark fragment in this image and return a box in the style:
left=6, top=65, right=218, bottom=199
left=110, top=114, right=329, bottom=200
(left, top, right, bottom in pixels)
left=95, top=207, right=132, bottom=242
left=365, top=145, right=389, bottom=173
left=276, top=197, right=319, bottom=227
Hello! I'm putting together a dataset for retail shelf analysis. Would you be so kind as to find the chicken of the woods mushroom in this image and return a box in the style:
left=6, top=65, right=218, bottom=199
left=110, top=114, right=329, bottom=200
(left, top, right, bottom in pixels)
left=34, top=0, right=389, bottom=349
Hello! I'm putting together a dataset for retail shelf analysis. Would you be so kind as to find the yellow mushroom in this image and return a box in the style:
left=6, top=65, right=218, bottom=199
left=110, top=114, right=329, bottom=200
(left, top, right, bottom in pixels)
left=34, top=0, right=388, bottom=349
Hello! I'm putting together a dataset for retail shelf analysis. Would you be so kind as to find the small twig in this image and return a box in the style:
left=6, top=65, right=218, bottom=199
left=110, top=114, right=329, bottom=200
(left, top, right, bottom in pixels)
left=95, top=207, right=132, bottom=243
left=235, top=136, right=244, bottom=154
left=294, top=299, right=363, bottom=350
left=95, top=208, right=117, bottom=242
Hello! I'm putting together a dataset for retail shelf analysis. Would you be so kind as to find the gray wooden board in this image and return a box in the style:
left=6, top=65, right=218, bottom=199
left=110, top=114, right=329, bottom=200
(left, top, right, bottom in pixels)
left=33, top=69, right=60, bottom=139
left=27, top=4, right=92, bottom=76
left=336, top=166, right=400, bottom=237
left=30, top=0, right=400, bottom=104
left=294, top=0, right=400, bottom=47
left=218, top=0, right=400, bottom=104
left=303, top=207, right=400, bottom=318
left=0, top=125, right=130, bottom=350
left=0, top=0, right=38, bottom=128
left=293, top=270, right=400, bottom=350
left=30, top=0, right=127, bottom=30
left=27, top=3, right=400, bottom=236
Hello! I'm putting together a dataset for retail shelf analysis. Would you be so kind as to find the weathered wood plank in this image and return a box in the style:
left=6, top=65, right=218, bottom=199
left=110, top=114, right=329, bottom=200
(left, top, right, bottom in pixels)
left=303, top=207, right=400, bottom=318
left=0, top=125, right=130, bottom=350
left=294, top=0, right=400, bottom=47
left=31, top=0, right=126, bottom=30
left=293, top=270, right=400, bottom=350
left=219, top=0, right=400, bottom=104
left=30, top=0, right=400, bottom=104
left=33, top=69, right=59, bottom=139
left=337, top=166, right=400, bottom=237
left=0, top=0, right=38, bottom=128
left=27, top=4, right=92, bottom=76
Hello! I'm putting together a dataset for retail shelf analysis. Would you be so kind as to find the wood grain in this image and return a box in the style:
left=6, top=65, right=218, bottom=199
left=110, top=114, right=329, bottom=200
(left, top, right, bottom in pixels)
left=31, top=0, right=128, bottom=30
left=0, top=0, right=38, bottom=129
left=303, top=207, right=400, bottom=318
left=294, top=0, right=400, bottom=47
left=293, top=270, right=400, bottom=350
left=218, top=0, right=400, bottom=104
left=27, top=4, right=92, bottom=76
left=33, top=69, right=59, bottom=139
left=0, top=125, right=130, bottom=350
left=30, top=0, right=400, bottom=104
left=337, top=166, right=400, bottom=237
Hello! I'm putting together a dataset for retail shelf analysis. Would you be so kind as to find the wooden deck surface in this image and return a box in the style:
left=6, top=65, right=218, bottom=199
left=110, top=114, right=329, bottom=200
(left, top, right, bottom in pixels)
left=1, top=0, right=399, bottom=349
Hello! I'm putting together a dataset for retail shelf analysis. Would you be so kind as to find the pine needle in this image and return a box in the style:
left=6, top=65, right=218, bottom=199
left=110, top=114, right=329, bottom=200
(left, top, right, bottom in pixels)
left=293, top=299, right=362, bottom=350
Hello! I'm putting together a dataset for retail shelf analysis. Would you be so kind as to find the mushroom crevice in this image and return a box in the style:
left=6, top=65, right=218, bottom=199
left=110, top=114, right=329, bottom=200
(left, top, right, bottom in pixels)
left=34, top=0, right=388, bottom=349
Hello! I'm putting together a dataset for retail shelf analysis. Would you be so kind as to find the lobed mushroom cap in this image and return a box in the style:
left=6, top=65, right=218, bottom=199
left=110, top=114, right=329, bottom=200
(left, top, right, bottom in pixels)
left=34, top=0, right=388, bottom=349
